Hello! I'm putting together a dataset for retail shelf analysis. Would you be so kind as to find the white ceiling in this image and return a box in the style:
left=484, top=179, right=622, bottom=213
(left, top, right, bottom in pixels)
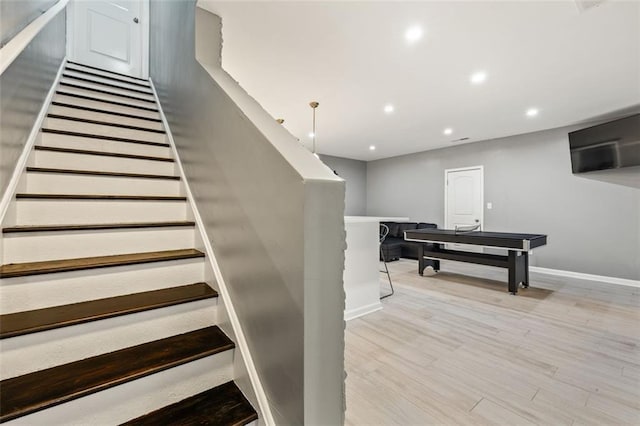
left=203, top=1, right=640, bottom=161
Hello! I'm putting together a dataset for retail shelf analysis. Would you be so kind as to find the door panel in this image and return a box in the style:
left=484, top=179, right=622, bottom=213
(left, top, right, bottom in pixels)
left=71, top=1, right=143, bottom=78
left=446, top=167, right=483, bottom=252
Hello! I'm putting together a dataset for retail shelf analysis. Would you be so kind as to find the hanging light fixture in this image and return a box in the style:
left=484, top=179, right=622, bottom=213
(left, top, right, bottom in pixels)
left=309, top=101, right=319, bottom=157
left=276, top=118, right=285, bottom=124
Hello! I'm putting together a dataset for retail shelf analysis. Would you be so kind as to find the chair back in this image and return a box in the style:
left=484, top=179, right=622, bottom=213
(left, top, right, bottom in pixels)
left=379, top=223, right=390, bottom=243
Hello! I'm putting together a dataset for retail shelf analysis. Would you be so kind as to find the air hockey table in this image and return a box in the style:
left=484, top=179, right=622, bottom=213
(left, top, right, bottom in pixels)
left=404, top=229, right=547, bottom=294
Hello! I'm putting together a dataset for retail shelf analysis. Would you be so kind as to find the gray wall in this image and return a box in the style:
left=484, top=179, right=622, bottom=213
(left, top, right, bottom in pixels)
left=150, top=2, right=345, bottom=424
left=367, top=126, right=640, bottom=280
left=1, top=0, right=59, bottom=46
left=320, top=154, right=367, bottom=215
left=0, top=8, right=65, bottom=199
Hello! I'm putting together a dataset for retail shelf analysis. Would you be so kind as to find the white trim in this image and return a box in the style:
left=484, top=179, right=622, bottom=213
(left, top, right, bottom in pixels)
left=140, top=0, right=150, bottom=79
left=444, top=165, right=484, bottom=231
left=0, top=58, right=67, bottom=224
left=148, top=79, right=275, bottom=426
left=531, top=266, right=640, bottom=288
left=344, top=302, right=383, bottom=321
left=0, top=0, right=69, bottom=75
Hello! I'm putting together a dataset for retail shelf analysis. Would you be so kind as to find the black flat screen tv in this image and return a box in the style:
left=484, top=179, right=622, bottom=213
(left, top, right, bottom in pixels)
left=568, top=114, right=640, bottom=174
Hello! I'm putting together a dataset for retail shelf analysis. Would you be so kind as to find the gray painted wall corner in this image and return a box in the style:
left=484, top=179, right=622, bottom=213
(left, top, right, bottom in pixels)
left=303, top=179, right=346, bottom=426
left=320, top=155, right=367, bottom=216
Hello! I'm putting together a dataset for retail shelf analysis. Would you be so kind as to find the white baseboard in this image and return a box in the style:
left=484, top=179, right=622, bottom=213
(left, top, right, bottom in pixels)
left=0, top=57, right=66, bottom=224
left=149, top=79, right=275, bottom=426
left=345, top=302, right=383, bottom=321
left=530, top=266, right=640, bottom=288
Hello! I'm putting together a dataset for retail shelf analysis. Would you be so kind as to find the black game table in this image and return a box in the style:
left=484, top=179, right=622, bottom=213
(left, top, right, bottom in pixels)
left=404, top=229, right=547, bottom=294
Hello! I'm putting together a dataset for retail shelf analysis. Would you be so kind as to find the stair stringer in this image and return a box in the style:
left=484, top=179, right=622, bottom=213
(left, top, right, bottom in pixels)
left=150, top=79, right=273, bottom=426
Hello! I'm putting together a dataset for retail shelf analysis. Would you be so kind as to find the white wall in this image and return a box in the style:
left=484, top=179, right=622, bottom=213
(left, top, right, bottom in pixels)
left=367, top=126, right=640, bottom=281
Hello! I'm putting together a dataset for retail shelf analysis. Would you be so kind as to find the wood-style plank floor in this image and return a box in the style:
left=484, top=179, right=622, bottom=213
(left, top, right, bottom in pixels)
left=345, top=260, right=640, bottom=425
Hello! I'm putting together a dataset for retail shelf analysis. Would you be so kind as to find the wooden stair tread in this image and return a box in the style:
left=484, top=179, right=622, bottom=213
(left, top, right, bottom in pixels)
left=47, top=114, right=165, bottom=134
left=34, top=145, right=174, bottom=162
left=62, top=74, right=154, bottom=95
left=121, top=381, right=257, bottom=426
left=41, top=128, right=169, bottom=146
left=64, top=67, right=151, bottom=88
left=50, top=101, right=162, bottom=122
left=3, top=221, right=195, bottom=234
left=56, top=91, right=159, bottom=112
left=0, top=249, right=204, bottom=279
left=0, top=326, right=233, bottom=422
left=15, top=194, right=186, bottom=201
left=66, top=60, right=150, bottom=83
left=59, top=82, right=156, bottom=104
left=26, top=167, right=180, bottom=180
left=0, top=283, right=216, bottom=339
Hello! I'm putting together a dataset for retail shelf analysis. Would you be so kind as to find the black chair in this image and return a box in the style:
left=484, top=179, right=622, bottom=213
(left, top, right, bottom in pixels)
left=379, top=224, right=394, bottom=299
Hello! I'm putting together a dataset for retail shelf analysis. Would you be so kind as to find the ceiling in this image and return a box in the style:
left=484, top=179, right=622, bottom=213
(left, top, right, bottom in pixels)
left=203, top=1, right=640, bottom=161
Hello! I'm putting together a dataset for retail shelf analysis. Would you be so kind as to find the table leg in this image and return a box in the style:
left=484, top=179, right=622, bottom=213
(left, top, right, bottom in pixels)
left=523, top=252, right=530, bottom=288
left=418, top=244, right=425, bottom=276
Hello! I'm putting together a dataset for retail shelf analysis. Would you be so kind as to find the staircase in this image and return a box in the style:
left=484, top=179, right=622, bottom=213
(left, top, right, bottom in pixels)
left=0, top=61, right=258, bottom=425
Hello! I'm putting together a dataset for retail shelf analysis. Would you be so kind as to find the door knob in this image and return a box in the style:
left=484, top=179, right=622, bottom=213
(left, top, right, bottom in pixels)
left=133, top=17, right=139, bottom=23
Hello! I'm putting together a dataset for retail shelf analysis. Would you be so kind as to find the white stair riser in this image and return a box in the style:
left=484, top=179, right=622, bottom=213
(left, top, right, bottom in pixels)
left=3, top=228, right=195, bottom=263
left=60, top=78, right=156, bottom=102
left=15, top=199, right=187, bottom=225
left=48, top=104, right=164, bottom=131
left=0, top=258, right=206, bottom=313
left=6, top=351, right=233, bottom=426
left=56, top=86, right=157, bottom=110
left=39, top=131, right=171, bottom=161
left=43, top=117, right=167, bottom=144
left=31, top=150, right=176, bottom=175
left=63, top=70, right=152, bottom=93
left=65, top=65, right=150, bottom=87
left=1, top=299, right=217, bottom=379
left=23, top=172, right=181, bottom=196
left=53, top=94, right=160, bottom=120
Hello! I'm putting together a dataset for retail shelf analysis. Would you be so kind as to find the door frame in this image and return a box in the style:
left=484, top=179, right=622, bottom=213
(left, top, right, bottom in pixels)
left=66, top=0, right=150, bottom=79
left=444, top=165, right=484, bottom=230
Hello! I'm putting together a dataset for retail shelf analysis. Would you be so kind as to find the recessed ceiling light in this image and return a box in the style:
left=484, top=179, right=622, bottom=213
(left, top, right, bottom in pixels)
left=470, top=71, right=487, bottom=85
left=443, top=128, right=453, bottom=135
left=308, top=132, right=315, bottom=138
left=384, top=104, right=394, bottom=114
left=526, top=108, right=539, bottom=117
left=405, top=26, right=423, bottom=43
left=369, top=145, right=376, bottom=151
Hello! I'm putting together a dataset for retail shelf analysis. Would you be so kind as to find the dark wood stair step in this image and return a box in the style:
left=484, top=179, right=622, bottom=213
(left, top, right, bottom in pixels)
left=41, top=128, right=168, bottom=146
left=0, top=326, right=234, bottom=422
left=51, top=101, right=162, bottom=123
left=3, top=221, right=195, bottom=234
left=121, top=381, right=257, bottom=426
left=15, top=194, right=186, bottom=201
left=62, top=74, right=154, bottom=95
left=0, top=283, right=216, bottom=339
left=59, top=82, right=156, bottom=104
left=26, top=167, right=180, bottom=180
left=66, top=60, right=150, bottom=83
left=34, top=145, right=174, bottom=162
left=0, top=248, right=204, bottom=279
left=56, top=91, right=159, bottom=112
left=64, top=67, right=151, bottom=88
left=47, top=114, right=165, bottom=134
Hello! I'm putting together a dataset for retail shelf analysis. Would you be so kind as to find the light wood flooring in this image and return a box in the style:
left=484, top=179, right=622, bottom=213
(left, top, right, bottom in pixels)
left=345, top=260, right=640, bottom=425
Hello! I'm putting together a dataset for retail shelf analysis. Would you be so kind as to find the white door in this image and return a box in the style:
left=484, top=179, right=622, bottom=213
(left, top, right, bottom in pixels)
left=445, top=166, right=484, bottom=252
left=69, top=0, right=147, bottom=78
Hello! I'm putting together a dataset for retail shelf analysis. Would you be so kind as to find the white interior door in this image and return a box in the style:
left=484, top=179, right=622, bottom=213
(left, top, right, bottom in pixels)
left=445, top=166, right=484, bottom=252
left=70, top=0, right=147, bottom=78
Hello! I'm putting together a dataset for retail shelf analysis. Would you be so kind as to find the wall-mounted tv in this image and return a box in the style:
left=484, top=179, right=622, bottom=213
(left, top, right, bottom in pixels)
left=568, top=114, right=640, bottom=174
